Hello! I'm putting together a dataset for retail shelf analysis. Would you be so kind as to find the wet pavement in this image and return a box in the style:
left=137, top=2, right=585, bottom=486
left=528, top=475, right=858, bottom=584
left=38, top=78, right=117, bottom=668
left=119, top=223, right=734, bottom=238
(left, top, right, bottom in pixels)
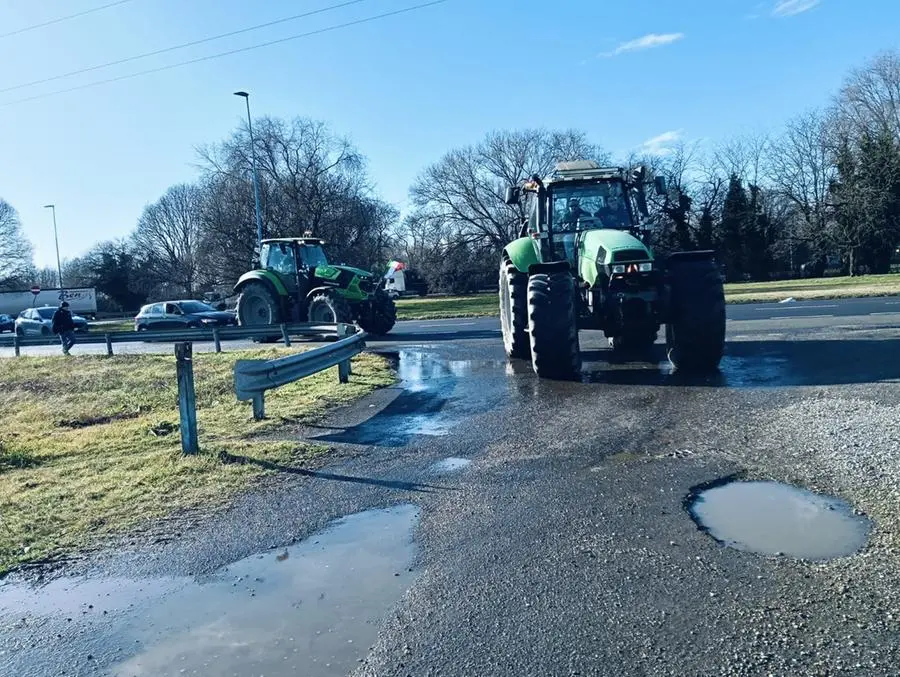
left=0, top=506, right=419, bottom=677
left=3, top=306, right=900, bottom=676
left=686, top=479, right=871, bottom=560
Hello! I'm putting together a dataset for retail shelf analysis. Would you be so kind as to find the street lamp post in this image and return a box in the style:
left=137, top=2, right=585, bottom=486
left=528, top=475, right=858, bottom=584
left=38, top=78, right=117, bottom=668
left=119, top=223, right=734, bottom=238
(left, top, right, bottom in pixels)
left=233, top=91, right=264, bottom=248
left=43, top=204, right=64, bottom=290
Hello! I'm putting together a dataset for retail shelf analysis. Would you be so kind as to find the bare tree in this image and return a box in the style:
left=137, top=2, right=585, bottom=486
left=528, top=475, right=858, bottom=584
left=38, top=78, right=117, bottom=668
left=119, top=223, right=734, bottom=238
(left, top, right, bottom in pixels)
left=409, top=129, right=607, bottom=252
left=133, top=184, right=205, bottom=297
left=0, top=199, right=34, bottom=290
left=766, top=110, right=836, bottom=251
left=838, top=50, right=900, bottom=137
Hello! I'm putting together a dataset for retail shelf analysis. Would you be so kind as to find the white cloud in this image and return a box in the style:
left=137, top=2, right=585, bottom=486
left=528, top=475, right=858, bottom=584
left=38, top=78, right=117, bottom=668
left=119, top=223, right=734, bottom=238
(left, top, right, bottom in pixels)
left=639, top=130, right=683, bottom=156
left=600, top=33, right=684, bottom=58
left=772, top=0, right=821, bottom=17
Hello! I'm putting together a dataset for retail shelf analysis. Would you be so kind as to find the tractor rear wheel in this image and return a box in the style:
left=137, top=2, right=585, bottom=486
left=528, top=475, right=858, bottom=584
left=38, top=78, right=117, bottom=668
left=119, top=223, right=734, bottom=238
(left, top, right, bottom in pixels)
left=499, top=258, right=530, bottom=359
left=358, top=290, right=397, bottom=335
left=527, top=272, right=581, bottom=379
left=666, top=258, right=726, bottom=371
left=237, top=281, right=283, bottom=327
left=307, top=291, right=353, bottom=325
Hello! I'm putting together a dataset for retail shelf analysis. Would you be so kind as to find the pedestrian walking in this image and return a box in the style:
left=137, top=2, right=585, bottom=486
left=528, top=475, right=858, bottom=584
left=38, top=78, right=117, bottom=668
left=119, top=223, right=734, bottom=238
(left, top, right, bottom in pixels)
left=52, top=301, right=76, bottom=355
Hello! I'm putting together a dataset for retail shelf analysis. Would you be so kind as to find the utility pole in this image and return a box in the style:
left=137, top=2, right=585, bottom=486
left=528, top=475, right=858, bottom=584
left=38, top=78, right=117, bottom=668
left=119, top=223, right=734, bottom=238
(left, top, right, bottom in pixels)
left=43, top=204, right=64, bottom=290
left=233, top=91, right=264, bottom=248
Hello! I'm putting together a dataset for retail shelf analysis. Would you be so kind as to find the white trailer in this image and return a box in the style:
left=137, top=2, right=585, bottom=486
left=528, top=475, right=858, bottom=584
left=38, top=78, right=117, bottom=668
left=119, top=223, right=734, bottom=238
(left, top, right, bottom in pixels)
left=0, top=288, right=98, bottom=318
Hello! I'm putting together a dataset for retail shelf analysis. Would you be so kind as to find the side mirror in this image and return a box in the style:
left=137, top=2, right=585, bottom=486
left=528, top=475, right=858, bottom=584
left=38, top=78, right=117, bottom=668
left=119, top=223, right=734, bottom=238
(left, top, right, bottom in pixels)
left=654, top=176, right=668, bottom=196
left=636, top=191, right=649, bottom=218
left=504, top=186, right=521, bottom=205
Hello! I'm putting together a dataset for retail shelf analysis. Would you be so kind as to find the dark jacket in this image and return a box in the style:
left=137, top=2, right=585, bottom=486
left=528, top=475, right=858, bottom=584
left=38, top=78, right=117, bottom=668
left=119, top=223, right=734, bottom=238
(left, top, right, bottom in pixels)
left=52, top=308, right=75, bottom=333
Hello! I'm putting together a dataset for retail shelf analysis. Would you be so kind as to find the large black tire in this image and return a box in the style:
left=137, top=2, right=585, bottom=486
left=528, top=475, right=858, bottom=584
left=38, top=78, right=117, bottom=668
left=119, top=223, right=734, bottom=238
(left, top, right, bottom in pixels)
left=307, top=291, right=353, bottom=325
left=527, top=272, right=582, bottom=379
left=499, top=258, right=530, bottom=359
left=237, top=281, right=283, bottom=327
left=666, top=259, right=726, bottom=371
left=357, top=290, right=397, bottom=335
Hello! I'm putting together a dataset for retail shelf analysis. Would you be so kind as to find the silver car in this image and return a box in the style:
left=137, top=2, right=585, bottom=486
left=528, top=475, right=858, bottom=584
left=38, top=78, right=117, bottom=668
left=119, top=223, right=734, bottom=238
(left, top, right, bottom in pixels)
left=15, top=307, right=89, bottom=336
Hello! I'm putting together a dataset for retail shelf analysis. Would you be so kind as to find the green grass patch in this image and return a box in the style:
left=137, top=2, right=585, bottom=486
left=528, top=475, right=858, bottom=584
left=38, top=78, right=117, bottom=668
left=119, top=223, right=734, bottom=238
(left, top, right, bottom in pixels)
left=0, top=348, right=394, bottom=574
left=392, top=274, right=900, bottom=320
left=725, top=273, right=900, bottom=303
left=395, top=294, right=497, bottom=320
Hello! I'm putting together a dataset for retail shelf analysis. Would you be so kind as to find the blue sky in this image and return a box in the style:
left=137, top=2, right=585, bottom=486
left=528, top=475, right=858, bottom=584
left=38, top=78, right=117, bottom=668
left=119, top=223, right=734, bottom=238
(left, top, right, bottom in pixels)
left=1, top=0, right=898, bottom=268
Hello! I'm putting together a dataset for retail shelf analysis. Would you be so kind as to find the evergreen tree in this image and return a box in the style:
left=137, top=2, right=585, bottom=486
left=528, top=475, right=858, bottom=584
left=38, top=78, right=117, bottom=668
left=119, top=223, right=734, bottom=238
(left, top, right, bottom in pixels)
left=718, top=175, right=749, bottom=281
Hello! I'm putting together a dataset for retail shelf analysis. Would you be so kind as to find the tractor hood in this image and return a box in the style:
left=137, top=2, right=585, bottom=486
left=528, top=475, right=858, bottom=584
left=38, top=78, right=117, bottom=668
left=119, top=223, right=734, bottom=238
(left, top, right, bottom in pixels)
left=327, top=264, right=374, bottom=278
left=578, top=229, right=652, bottom=266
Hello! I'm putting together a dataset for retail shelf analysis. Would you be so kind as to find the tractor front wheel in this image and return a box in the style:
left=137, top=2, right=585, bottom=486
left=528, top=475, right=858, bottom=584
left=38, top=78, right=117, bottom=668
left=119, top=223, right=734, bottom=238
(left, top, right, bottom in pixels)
left=527, top=272, right=581, bottom=379
left=307, top=292, right=353, bottom=325
left=357, top=291, right=397, bottom=335
left=237, top=281, right=283, bottom=327
left=499, top=258, right=530, bottom=359
left=666, top=258, right=726, bottom=371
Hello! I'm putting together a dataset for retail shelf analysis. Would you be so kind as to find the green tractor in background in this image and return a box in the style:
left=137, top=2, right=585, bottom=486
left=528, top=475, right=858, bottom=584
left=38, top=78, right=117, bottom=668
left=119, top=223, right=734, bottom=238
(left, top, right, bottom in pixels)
left=500, top=161, right=726, bottom=379
left=234, top=237, right=397, bottom=335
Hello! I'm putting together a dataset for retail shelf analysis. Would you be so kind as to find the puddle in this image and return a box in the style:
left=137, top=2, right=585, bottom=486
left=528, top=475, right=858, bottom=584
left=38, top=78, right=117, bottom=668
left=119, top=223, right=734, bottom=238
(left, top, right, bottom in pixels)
left=0, top=505, right=419, bottom=677
left=686, top=480, right=870, bottom=560
left=429, top=457, right=472, bottom=474
left=314, top=350, right=510, bottom=447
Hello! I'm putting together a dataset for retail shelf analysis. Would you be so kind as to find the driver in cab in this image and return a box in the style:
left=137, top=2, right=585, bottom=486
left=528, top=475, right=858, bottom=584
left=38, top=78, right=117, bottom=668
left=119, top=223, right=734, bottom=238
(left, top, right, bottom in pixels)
left=561, top=198, right=588, bottom=230
left=594, top=194, right=626, bottom=228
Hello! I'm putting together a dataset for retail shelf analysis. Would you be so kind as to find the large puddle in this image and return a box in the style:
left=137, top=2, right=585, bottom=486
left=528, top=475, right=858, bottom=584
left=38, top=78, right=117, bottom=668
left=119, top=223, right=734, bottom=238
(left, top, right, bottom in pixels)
left=313, top=349, right=509, bottom=447
left=0, top=505, right=419, bottom=677
left=686, top=480, right=870, bottom=560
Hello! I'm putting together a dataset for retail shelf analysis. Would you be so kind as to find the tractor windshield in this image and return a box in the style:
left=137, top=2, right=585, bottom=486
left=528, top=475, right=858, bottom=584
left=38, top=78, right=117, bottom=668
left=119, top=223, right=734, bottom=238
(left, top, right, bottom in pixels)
left=298, top=245, right=329, bottom=268
left=550, top=181, right=631, bottom=232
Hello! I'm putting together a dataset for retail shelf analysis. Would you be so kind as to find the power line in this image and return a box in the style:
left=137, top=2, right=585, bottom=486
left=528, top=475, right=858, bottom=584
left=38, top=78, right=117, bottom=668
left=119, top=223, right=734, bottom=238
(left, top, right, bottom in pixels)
left=1, top=0, right=370, bottom=94
left=1, top=0, right=137, bottom=39
left=1, top=1, right=448, bottom=107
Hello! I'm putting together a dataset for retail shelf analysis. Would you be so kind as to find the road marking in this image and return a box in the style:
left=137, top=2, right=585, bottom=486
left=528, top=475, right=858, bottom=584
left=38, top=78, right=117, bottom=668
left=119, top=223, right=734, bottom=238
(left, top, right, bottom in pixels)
left=797, top=314, right=835, bottom=319
left=871, top=311, right=900, bottom=315
left=755, top=304, right=839, bottom=311
left=414, top=321, right=479, bottom=328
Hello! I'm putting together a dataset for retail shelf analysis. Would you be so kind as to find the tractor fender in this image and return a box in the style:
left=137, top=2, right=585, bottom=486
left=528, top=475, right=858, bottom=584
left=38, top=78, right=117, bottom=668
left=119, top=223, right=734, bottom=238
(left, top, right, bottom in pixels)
left=503, top=236, right=540, bottom=274
left=306, top=286, right=339, bottom=301
left=234, top=270, right=288, bottom=297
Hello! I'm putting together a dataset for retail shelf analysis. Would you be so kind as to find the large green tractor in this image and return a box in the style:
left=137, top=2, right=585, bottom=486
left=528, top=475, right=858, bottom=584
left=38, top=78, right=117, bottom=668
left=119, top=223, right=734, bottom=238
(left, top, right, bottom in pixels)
left=234, top=237, right=397, bottom=335
left=500, top=161, right=726, bottom=379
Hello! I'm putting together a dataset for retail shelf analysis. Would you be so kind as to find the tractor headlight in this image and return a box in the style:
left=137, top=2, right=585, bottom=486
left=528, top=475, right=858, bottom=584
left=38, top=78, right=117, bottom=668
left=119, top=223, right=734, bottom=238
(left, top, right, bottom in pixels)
left=612, top=265, right=626, bottom=274
left=639, top=262, right=653, bottom=272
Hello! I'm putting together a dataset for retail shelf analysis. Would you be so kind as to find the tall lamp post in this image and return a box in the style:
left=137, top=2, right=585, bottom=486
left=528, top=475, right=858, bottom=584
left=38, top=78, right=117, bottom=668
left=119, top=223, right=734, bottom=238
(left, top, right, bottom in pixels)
left=43, top=204, right=64, bottom=290
left=233, top=91, right=264, bottom=247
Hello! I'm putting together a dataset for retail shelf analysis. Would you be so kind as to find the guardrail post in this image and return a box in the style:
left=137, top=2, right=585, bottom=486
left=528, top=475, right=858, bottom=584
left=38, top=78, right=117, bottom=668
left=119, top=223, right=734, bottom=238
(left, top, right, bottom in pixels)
left=212, top=327, right=222, bottom=353
left=337, top=323, right=353, bottom=382
left=13, top=333, right=20, bottom=357
left=252, top=393, right=265, bottom=420
left=280, top=323, right=291, bottom=347
left=105, top=333, right=113, bottom=356
left=175, top=342, right=199, bottom=455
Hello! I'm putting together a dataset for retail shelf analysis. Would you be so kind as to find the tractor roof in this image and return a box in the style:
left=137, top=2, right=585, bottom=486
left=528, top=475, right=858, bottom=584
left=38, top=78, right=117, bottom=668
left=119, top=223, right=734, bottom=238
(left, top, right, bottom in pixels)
left=546, top=160, right=625, bottom=185
left=262, top=237, right=326, bottom=246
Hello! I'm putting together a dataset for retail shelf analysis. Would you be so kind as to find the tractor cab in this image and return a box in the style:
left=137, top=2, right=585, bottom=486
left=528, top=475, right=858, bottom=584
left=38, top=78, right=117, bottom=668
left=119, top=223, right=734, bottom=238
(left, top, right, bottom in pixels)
left=260, top=238, right=328, bottom=280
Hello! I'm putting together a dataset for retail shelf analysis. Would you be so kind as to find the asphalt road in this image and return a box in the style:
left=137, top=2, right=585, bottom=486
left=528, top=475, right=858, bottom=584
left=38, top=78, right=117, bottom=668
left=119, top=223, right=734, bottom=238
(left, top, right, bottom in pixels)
left=3, top=295, right=900, bottom=358
left=2, top=296, right=900, bottom=676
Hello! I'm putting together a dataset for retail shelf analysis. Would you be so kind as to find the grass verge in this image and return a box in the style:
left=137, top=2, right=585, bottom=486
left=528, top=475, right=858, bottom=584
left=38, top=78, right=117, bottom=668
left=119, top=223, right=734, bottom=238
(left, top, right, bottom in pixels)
left=393, top=274, right=900, bottom=319
left=0, top=348, right=394, bottom=575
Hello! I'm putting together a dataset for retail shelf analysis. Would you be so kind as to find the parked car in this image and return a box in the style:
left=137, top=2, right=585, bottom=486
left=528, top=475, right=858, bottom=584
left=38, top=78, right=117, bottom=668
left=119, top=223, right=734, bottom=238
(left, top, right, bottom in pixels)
left=0, top=314, right=14, bottom=333
left=134, top=300, right=237, bottom=331
left=15, top=306, right=89, bottom=336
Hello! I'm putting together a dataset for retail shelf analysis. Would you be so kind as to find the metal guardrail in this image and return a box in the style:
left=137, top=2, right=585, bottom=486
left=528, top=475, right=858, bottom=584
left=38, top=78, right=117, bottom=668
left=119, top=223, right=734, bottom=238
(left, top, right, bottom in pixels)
left=0, top=322, right=340, bottom=356
left=234, top=324, right=366, bottom=420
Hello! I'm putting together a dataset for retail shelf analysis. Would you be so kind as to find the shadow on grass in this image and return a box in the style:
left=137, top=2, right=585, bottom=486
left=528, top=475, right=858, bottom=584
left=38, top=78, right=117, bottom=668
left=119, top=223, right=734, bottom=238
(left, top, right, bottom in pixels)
left=218, top=451, right=456, bottom=494
left=0, top=444, right=42, bottom=473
